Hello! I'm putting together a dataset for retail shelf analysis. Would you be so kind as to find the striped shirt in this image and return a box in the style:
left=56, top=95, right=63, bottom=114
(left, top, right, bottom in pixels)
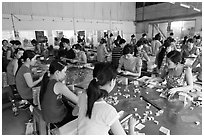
left=111, top=47, right=123, bottom=68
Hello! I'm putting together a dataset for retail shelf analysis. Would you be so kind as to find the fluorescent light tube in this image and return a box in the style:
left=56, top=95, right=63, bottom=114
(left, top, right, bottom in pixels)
left=193, top=7, right=201, bottom=12
left=180, top=3, right=190, bottom=8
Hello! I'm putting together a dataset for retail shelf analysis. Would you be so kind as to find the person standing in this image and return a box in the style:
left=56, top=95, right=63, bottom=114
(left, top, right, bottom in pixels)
left=97, top=38, right=109, bottom=62
left=2, top=40, right=9, bottom=72
left=111, top=39, right=126, bottom=69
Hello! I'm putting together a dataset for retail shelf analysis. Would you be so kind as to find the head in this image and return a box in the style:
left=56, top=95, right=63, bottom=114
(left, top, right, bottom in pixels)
left=15, top=40, right=21, bottom=47
left=10, top=40, right=18, bottom=49
left=142, top=33, right=147, bottom=38
left=119, top=38, right=126, bottom=48
left=123, top=44, right=134, bottom=59
left=116, top=35, right=122, bottom=41
left=40, top=60, right=67, bottom=104
left=187, top=38, right=194, bottom=49
left=100, top=38, right=107, bottom=45
left=21, top=50, right=38, bottom=66
left=196, top=35, right=201, bottom=43
left=136, top=41, right=144, bottom=51
left=77, top=39, right=83, bottom=45
left=62, top=38, right=71, bottom=50
left=2, top=40, right=8, bottom=46
left=14, top=48, right=24, bottom=59
left=86, top=62, right=117, bottom=118
left=170, top=32, right=174, bottom=37
left=73, top=43, right=82, bottom=53
left=93, top=62, right=108, bottom=78
left=110, top=33, right=113, bottom=38
left=131, top=34, right=135, bottom=39
left=155, top=33, right=161, bottom=41
left=166, top=50, right=181, bottom=69
left=31, top=39, right=38, bottom=46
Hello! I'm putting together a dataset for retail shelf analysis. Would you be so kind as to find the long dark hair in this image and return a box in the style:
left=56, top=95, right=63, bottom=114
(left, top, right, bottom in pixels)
left=86, top=62, right=117, bottom=119
left=39, top=60, right=66, bottom=104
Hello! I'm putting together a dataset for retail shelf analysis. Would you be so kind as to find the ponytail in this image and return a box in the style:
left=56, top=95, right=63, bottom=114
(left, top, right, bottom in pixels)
left=86, top=79, right=108, bottom=119
left=39, top=72, right=50, bottom=105
left=86, top=62, right=116, bottom=119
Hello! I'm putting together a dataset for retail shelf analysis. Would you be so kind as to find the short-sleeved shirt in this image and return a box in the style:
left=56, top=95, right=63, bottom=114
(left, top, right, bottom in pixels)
left=65, top=48, right=76, bottom=59
left=77, top=93, right=119, bottom=135
left=6, top=47, right=15, bottom=59
left=6, top=58, right=18, bottom=85
left=76, top=51, right=87, bottom=63
left=97, top=44, right=108, bottom=62
left=118, top=55, right=142, bottom=73
left=16, top=65, right=33, bottom=99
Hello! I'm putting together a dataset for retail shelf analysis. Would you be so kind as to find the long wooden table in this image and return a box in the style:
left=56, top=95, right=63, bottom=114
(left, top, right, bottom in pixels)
left=71, top=68, right=202, bottom=135
left=33, top=62, right=202, bottom=135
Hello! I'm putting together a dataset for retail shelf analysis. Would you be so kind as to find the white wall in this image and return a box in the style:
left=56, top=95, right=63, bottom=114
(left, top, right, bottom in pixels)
left=2, top=14, right=135, bottom=44
left=135, top=2, right=202, bottom=39
left=2, top=2, right=136, bottom=44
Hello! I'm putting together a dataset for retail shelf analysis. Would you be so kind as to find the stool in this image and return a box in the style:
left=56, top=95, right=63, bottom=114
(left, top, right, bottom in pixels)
left=33, top=107, right=47, bottom=135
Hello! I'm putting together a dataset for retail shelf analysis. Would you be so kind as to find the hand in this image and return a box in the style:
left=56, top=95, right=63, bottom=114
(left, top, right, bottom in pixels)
left=168, top=88, right=177, bottom=98
left=39, top=75, right=44, bottom=81
left=128, top=116, right=139, bottom=128
left=72, top=105, right=79, bottom=116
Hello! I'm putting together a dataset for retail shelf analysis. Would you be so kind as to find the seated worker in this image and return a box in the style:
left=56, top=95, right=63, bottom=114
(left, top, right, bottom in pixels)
left=134, top=41, right=150, bottom=72
left=117, top=44, right=142, bottom=77
left=76, top=62, right=138, bottom=135
left=40, top=60, right=78, bottom=128
left=16, top=50, right=43, bottom=106
left=148, top=50, right=193, bottom=98
left=72, top=44, right=87, bottom=64
left=58, top=38, right=76, bottom=63
left=182, top=38, right=200, bottom=58
left=191, top=53, right=202, bottom=82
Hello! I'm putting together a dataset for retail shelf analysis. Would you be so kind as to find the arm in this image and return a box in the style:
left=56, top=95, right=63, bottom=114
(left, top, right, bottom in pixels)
left=7, top=50, right=12, bottom=60
left=13, top=60, right=18, bottom=76
left=80, top=52, right=87, bottom=64
left=168, top=67, right=194, bottom=95
left=117, top=57, right=123, bottom=73
left=191, top=55, right=200, bottom=69
left=24, top=73, right=43, bottom=88
left=143, top=51, right=150, bottom=62
left=110, top=119, right=126, bottom=135
left=103, top=45, right=109, bottom=55
left=55, top=82, right=78, bottom=104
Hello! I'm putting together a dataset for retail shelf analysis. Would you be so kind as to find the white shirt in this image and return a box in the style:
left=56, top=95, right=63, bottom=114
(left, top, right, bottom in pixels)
left=77, top=93, right=119, bottom=135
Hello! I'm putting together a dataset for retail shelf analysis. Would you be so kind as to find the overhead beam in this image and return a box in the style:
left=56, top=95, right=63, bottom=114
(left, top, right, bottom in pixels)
left=135, top=12, right=202, bottom=23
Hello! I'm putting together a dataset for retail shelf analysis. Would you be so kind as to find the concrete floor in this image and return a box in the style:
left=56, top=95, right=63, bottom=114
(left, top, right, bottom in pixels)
left=2, top=105, right=31, bottom=135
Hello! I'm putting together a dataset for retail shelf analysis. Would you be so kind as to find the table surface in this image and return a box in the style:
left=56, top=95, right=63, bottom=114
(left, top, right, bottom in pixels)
left=33, top=61, right=202, bottom=135
left=67, top=67, right=202, bottom=135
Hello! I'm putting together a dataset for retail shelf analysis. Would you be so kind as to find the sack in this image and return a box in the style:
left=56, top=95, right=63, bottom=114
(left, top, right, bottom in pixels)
left=25, top=121, right=34, bottom=135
